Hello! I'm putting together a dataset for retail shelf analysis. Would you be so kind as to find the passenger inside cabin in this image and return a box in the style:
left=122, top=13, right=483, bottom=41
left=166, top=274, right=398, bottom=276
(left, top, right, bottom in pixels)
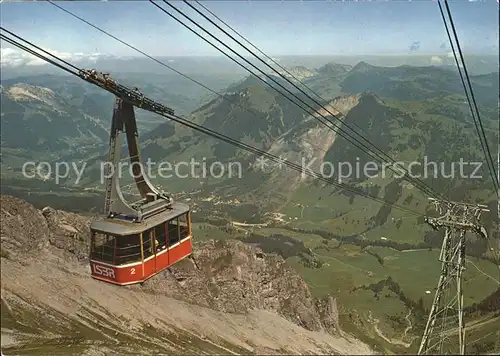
left=155, top=224, right=167, bottom=250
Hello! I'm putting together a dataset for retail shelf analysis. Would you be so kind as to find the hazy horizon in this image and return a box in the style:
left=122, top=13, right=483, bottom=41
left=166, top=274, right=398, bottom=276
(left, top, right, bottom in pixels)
left=1, top=0, right=498, bottom=66
left=1, top=52, right=498, bottom=81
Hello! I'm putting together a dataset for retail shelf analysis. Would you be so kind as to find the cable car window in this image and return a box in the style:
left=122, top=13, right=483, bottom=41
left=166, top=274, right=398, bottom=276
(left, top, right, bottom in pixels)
left=167, top=217, right=180, bottom=245
left=155, top=224, right=167, bottom=251
left=143, top=229, right=154, bottom=258
left=179, top=213, right=189, bottom=240
left=91, top=232, right=115, bottom=263
left=115, top=234, right=141, bottom=265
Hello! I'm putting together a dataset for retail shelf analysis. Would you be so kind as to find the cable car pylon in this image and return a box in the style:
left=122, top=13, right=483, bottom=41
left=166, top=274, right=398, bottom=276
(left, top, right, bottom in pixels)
left=418, top=198, right=489, bottom=355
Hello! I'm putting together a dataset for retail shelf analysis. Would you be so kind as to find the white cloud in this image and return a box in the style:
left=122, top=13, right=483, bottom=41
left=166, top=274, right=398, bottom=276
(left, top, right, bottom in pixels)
left=445, top=52, right=464, bottom=68
left=430, top=56, right=443, bottom=65
left=0, top=46, right=108, bottom=68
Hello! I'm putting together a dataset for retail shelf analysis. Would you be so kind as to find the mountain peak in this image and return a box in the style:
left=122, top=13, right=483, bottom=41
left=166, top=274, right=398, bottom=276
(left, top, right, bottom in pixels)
left=350, top=61, right=376, bottom=73
left=317, top=62, right=352, bottom=75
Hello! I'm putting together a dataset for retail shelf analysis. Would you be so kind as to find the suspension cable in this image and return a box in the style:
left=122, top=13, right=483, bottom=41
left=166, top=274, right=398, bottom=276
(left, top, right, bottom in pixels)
left=440, top=0, right=500, bottom=291
left=0, top=31, right=80, bottom=76
left=438, top=0, right=499, bottom=194
left=181, top=0, right=447, bottom=200
left=152, top=0, right=446, bottom=201
left=191, top=0, right=372, bottom=139
left=0, top=29, right=422, bottom=216
left=48, top=0, right=444, bottom=204
left=45, top=0, right=329, bottom=157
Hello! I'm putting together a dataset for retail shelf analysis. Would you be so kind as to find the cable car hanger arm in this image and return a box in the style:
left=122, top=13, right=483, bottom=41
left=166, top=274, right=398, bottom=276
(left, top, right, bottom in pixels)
left=78, top=69, right=175, bottom=221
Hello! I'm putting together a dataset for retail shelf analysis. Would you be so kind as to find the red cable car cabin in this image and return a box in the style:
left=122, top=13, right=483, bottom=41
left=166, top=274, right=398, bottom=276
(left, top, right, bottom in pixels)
left=88, top=93, right=193, bottom=285
left=89, top=203, right=192, bottom=285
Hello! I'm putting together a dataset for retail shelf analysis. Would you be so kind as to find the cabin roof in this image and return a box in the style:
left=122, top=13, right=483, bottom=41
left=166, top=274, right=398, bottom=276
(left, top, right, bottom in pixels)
left=90, top=202, right=190, bottom=235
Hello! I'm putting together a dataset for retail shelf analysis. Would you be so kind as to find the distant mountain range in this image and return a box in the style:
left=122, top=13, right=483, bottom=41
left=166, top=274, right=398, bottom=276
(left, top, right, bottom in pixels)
left=2, top=53, right=498, bottom=80
left=1, top=62, right=498, bottom=216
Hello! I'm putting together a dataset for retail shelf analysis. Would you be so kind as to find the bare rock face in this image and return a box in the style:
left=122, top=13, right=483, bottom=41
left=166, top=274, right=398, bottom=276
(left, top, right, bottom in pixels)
left=316, top=295, right=342, bottom=335
left=41, top=206, right=91, bottom=260
left=0, top=195, right=50, bottom=258
left=0, top=196, right=91, bottom=260
left=141, top=239, right=341, bottom=335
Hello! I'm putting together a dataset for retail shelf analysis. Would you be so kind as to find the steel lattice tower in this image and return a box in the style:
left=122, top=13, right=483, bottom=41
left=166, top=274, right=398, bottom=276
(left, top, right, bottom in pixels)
left=418, top=198, right=489, bottom=355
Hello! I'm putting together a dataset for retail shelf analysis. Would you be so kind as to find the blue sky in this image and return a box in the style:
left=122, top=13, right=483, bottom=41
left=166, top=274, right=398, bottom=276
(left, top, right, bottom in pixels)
left=1, top=0, right=498, bottom=63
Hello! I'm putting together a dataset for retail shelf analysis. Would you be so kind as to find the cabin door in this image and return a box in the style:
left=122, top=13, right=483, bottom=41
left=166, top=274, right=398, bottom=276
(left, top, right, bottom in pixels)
left=142, top=229, right=155, bottom=278
left=140, top=232, right=146, bottom=279
left=152, top=229, right=158, bottom=273
left=165, top=221, right=170, bottom=267
left=153, top=222, right=169, bottom=272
